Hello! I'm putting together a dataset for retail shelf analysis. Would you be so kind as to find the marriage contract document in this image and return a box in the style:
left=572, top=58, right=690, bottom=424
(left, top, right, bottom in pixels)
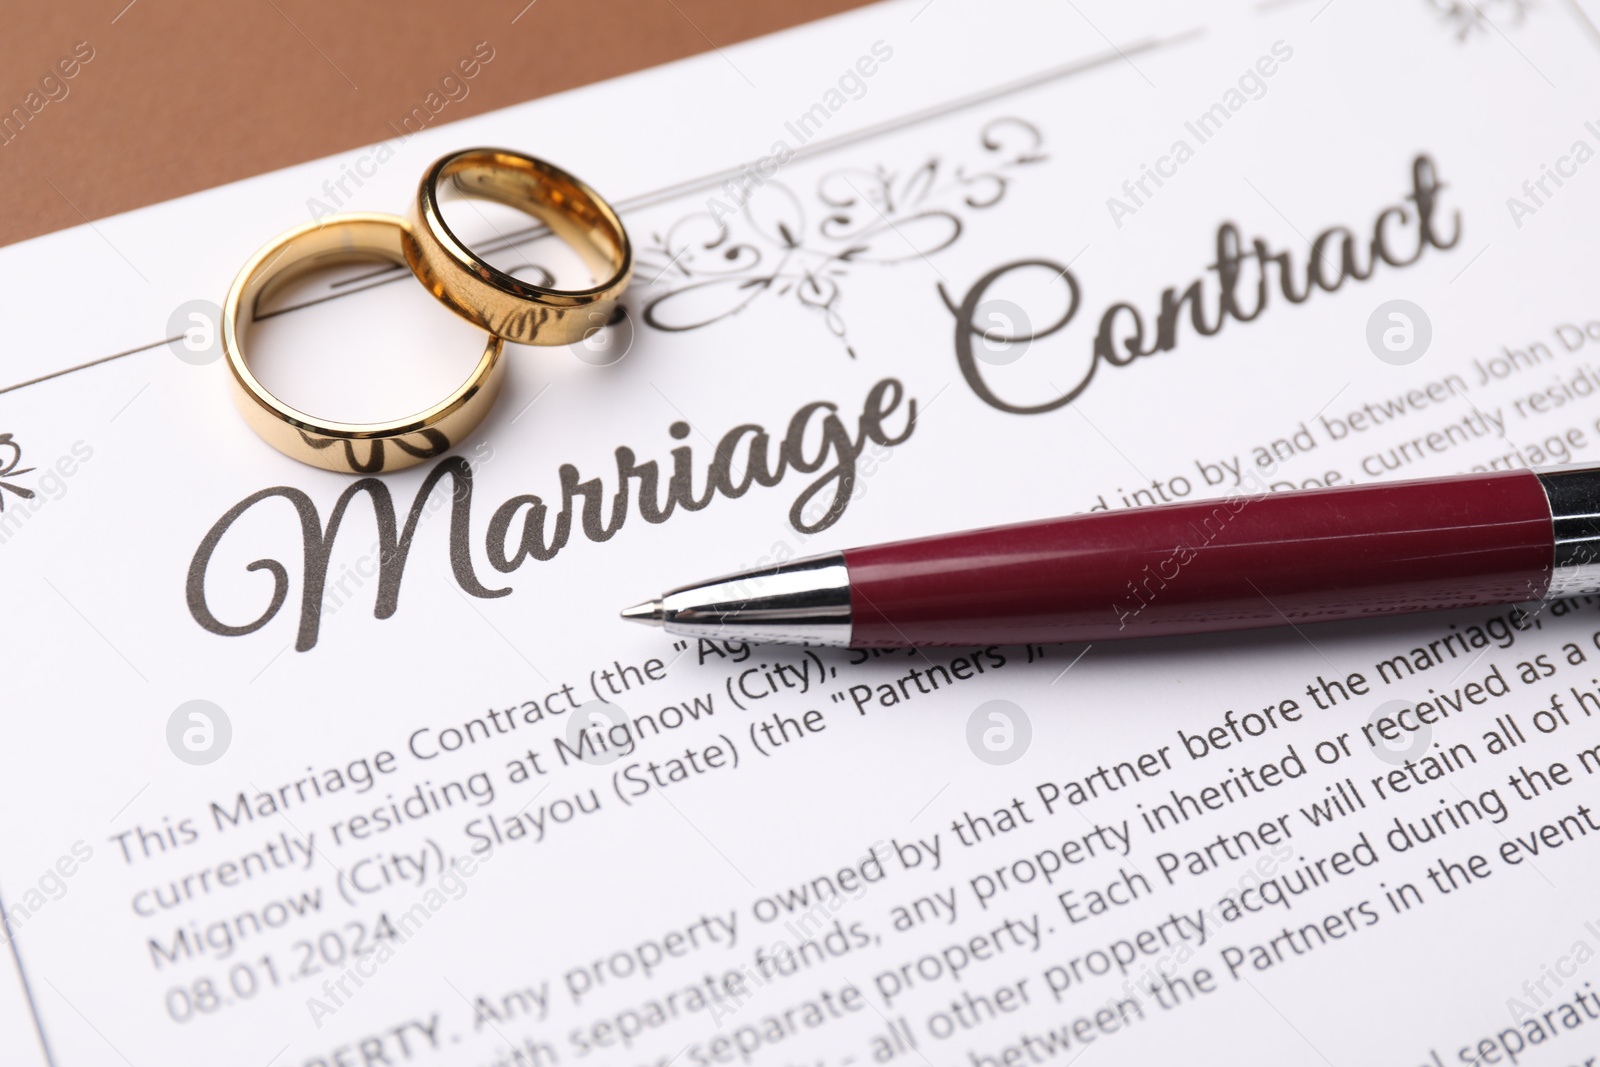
left=5, top=0, right=1600, bottom=1063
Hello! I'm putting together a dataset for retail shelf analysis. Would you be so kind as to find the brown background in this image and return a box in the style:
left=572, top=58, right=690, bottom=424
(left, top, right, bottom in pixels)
left=0, top=0, right=871, bottom=249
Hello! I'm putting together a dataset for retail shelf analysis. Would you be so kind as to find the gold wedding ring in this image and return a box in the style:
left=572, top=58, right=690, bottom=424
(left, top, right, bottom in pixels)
left=221, top=150, right=629, bottom=472
left=223, top=213, right=506, bottom=474
left=404, top=148, right=633, bottom=345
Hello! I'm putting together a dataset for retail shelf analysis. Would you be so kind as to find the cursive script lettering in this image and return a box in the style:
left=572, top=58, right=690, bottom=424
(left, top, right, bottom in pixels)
left=188, top=379, right=916, bottom=651
left=947, top=154, right=1461, bottom=414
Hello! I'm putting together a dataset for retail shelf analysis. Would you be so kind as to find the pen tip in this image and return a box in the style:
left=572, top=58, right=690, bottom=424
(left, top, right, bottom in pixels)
left=621, top=599, right=665, bottom=626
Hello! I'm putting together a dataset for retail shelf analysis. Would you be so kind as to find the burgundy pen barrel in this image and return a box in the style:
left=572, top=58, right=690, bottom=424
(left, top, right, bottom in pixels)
left=843, top=470, right=1558, bottom=647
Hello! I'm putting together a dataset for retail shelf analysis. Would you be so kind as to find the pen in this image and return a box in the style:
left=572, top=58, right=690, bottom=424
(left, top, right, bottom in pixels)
left=620, top=465, right=1600, bottom=647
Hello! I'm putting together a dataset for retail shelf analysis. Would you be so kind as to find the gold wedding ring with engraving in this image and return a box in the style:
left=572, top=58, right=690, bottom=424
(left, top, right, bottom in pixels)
left=223, top=213, right=505, bottom=474
left=404, top=148, right=633, bottom=345
left=222, top=150, right=630, bottom=471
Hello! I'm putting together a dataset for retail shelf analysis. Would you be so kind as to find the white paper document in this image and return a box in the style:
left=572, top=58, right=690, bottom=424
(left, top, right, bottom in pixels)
left=7, top=0, right=1600, bottom=1063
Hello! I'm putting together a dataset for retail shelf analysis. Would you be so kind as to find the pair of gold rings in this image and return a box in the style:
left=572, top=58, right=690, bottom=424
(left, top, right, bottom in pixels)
left=223, top=148, right=632, bottom=473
